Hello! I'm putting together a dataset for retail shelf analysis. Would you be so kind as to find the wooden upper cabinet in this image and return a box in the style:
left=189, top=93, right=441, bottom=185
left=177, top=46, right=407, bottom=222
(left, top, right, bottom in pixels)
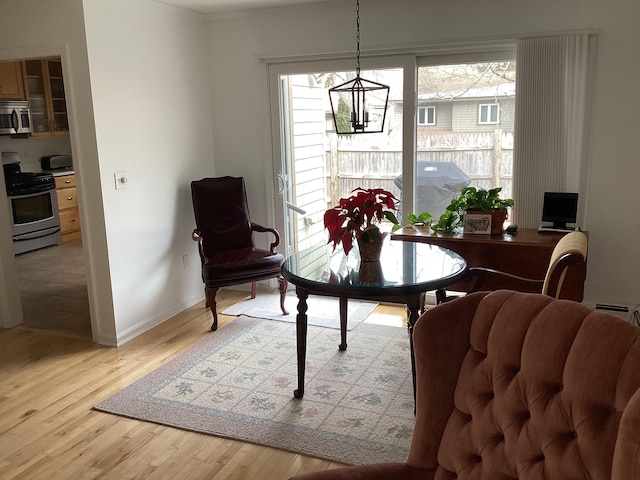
left=24, top=58, right=69, bottom=137
left=0, top=61, right=26, bottom=100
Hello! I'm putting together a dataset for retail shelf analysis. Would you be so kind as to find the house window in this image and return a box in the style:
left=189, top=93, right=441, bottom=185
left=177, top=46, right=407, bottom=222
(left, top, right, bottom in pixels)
left=479, top=103, right=500, bottom=124
left=418, top=106, right=436, bottom=125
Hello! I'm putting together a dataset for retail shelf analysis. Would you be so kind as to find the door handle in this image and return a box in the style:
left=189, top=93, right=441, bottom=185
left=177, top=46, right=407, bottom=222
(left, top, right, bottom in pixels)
left=286, top=202, right=306, bottom=215
left=11, top=109, right=18, bottom=133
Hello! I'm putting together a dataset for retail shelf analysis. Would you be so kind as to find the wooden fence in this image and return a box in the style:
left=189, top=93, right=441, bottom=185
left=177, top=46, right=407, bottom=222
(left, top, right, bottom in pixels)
left=325, top=131, right=513, bottom=207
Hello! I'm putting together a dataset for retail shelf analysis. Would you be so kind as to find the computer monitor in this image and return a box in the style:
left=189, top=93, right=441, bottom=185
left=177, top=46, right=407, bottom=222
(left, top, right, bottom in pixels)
left=541, top=192, right=578, bottom=230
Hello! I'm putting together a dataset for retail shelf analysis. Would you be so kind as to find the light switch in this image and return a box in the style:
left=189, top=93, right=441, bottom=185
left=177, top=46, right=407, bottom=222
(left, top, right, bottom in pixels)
left=114, top=172, right=128, bottom=190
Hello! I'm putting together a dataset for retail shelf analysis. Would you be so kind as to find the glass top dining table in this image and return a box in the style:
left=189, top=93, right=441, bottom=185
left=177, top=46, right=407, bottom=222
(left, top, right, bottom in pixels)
left=281, top=237, right=467, bottom=399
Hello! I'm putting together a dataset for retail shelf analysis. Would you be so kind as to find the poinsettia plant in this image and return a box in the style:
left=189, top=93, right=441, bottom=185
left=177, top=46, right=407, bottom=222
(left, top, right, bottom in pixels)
left=323, top=187, right=401, bottom=255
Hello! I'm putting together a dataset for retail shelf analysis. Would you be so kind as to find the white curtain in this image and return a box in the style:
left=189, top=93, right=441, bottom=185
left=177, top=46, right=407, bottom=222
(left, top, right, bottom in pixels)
left=513, top=34, right=597, bottom=228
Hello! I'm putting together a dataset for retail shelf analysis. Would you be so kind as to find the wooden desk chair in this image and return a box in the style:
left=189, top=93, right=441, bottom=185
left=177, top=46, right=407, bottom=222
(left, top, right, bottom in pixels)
left=438, top=231, right=588, bottom=303
left=191, top=176, right=288, bottom=331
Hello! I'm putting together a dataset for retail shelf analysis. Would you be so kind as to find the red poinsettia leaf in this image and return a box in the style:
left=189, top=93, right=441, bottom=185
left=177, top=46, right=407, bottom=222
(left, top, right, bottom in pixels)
left=341, top=232, right=354, bottom=255
left=324, top=208, right=345, bottom=230
left=324, top=187, right=399, bottom=253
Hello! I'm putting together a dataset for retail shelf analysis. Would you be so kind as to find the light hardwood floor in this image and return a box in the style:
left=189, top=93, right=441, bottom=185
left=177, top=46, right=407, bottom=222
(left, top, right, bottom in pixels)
left=0, top=288, right=407, bottom=479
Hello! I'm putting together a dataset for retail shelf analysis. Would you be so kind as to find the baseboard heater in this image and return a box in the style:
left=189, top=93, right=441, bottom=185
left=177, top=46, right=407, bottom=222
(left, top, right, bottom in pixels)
left=595, top=303, right=629, bottom=313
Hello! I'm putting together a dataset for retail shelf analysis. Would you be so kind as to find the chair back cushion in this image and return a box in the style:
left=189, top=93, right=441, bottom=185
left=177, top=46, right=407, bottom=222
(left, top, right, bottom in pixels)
left=191, top=177, right=253, bottom=255
left=542, top=231, right=588, bottom=297
left=417, top=290, right=640, bottom=479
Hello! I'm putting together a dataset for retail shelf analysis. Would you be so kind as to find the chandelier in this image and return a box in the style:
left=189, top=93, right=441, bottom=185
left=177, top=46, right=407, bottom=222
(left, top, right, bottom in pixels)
left=328, top=0, right=390, bottom=135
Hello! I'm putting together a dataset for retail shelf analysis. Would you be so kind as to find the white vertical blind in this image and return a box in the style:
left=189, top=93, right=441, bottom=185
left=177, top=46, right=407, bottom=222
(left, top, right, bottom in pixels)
left=513, top=34, right=596, bottom=228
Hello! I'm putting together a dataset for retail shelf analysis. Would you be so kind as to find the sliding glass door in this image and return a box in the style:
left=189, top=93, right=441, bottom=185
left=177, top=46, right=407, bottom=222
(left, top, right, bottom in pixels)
left=281, top=68, right=404, bottom=255
left=269, top=51, right=516, bottom=256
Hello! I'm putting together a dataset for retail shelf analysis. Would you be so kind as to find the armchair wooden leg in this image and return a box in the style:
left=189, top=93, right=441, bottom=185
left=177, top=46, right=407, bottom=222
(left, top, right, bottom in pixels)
left=251, top=282, right=257, bottom=299
left=204, top=286, right=220, bottom=331
left=278, top=276, right=289, bottom=315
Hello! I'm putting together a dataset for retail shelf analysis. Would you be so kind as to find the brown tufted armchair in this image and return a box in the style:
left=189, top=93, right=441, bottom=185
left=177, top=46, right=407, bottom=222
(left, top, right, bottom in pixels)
left=191, top=176, right=288, bottom=331
left=291, top=290, right=640, bottom=480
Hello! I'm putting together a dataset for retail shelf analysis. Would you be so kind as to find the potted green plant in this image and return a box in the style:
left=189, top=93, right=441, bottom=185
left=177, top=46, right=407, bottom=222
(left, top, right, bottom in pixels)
left=324, top=187, right=401, bottom=260
left=429, top=186, right=514, bottom=234
left=431, top=210, right=460, bottom=233
left=407, top=211, right=433, bottom=228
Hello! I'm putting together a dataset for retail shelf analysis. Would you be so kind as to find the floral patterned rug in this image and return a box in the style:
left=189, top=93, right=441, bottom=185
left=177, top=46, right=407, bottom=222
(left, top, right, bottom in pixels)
left=221, top=290, right=378, bottom=330
left=94, top=316, right=414, bottom=465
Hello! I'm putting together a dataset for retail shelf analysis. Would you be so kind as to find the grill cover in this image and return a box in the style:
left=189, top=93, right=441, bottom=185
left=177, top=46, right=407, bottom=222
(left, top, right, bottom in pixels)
left=394, top=162, right=471, bottom=219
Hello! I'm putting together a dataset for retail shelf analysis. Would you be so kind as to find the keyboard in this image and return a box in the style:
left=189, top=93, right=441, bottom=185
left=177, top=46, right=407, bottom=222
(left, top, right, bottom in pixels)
left=538, top=226, right=576, bottom=233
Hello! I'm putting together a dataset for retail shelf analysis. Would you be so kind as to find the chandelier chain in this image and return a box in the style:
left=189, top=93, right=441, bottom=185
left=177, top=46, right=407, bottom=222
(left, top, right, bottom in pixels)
left=355, top=0, right=361, bottom=75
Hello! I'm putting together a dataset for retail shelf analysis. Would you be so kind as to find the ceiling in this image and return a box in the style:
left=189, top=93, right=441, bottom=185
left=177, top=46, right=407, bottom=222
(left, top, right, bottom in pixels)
left=152, top=0, right=336, bottom=15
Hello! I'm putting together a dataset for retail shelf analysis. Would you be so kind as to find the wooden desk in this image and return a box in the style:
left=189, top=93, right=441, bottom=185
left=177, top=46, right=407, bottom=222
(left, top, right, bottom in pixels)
left=391, top=227, right=586, bottom=301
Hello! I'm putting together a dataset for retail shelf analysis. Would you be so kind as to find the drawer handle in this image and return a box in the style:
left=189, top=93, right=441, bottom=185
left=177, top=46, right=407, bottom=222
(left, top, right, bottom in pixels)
left=67, top=196, right=74, bottom=200
left=65, top=180, right=71, bottom=184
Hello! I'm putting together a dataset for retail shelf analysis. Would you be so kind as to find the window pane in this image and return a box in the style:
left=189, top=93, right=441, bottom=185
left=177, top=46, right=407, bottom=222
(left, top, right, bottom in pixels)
left=427, top=107, right=435, bottom=125
left=418, top=107, right=426, bottom=124
left=480, top=105, right=488, bottom=123
left=415, top=62, right=516, bottom=220
left=279, top=69, right=403, bottom=254
left=490, top=104, right=499, bottom=123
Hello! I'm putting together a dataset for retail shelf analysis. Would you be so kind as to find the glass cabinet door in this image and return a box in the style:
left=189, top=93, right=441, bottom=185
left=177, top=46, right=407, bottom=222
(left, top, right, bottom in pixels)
left=24, top=60, right=48, bottom=133
left=24, top=58, right=68, bottom=136
left=47, top=59, right=68, bottom=133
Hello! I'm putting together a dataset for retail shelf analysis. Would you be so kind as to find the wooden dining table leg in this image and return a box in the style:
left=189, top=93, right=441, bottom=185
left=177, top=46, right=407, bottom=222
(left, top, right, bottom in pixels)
left=406, top=295, right=422, bottom=410
left=339, top=297, right=348, bottom=351
left=293, top=287, right=309, bottom=399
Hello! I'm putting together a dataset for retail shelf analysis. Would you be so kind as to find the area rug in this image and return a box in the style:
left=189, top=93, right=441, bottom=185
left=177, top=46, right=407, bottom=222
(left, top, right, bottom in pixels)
left=221, top=290, right=378, bottom=330
left=94, top=315, right=414, bottom=465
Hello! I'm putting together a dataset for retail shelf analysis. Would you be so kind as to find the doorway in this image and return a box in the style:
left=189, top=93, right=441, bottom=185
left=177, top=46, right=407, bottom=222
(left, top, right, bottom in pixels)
left=0, top=56, right=90, bottom=338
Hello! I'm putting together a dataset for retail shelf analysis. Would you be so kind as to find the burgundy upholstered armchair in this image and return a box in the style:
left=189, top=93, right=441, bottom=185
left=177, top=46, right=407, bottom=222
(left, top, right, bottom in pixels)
left=191, top=176, right=287, bottom=331
left=291, top=290, right=640, bottom=480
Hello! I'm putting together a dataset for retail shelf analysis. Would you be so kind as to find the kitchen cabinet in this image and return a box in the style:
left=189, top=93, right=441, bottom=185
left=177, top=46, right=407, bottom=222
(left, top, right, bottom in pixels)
left=23, top=58, right=68, bottom=136
left=55, top=173, right=81, bottom=242
left=0, top=61, right=26, bottom=100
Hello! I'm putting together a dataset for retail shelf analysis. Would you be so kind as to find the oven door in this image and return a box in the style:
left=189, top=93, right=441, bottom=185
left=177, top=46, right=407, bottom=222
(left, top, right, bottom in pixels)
left=8, top=189, right=61, bottom=239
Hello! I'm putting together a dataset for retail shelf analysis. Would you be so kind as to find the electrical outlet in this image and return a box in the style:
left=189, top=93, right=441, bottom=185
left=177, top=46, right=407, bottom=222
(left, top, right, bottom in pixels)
left=182, top=254, right=189, bottom=269
left=114, top=172, right=128, bottom=190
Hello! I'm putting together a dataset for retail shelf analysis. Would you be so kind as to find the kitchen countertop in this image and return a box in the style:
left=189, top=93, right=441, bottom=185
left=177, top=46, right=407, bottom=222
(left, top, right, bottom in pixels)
left=37, top=167, right=75, bottom=176
left=48, top=169, right=75, bottom=177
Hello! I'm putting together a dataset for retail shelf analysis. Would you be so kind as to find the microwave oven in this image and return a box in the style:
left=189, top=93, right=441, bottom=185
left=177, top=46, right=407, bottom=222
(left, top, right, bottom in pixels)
left=0, top=101, right=32, bottom=135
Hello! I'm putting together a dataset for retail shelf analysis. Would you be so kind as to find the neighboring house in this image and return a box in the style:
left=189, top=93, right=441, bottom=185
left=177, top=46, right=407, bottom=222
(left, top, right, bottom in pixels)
left=412, top=83, right=515, bottom=135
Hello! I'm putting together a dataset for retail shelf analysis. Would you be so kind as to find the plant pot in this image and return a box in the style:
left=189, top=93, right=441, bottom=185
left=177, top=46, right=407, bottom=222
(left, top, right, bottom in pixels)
left=357, top=232, right=386, bottom=262
left=489, top=210, right=508, bottom=234
left=466, top=210, right=507, bottom=235
left=358, top=260, right=384, bottom=285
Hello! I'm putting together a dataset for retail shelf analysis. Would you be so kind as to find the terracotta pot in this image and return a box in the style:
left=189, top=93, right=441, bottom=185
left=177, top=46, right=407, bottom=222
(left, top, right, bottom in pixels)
left=489, top=210, right=508, bottom=234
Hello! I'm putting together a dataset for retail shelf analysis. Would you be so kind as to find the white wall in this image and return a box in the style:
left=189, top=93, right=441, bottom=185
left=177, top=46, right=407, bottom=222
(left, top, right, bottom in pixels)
left=205, top=0, right=640, bottom=309
left=0, top=0, right=214, bottom=345
left=82, top=0, right=214, bottom=343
